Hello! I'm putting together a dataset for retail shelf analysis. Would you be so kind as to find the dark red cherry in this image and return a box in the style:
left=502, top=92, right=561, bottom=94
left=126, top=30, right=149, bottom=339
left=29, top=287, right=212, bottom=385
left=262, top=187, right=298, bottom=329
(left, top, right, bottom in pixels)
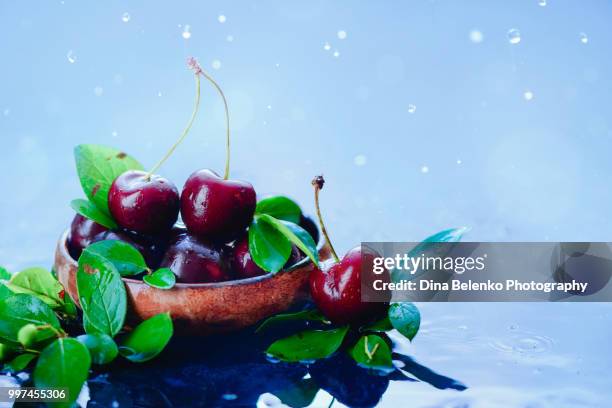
left=160, top=234, right=230, bottom=283
left=93, top=229, right=166, bottom=270
left=67, top=214, right=108, bottom=259
left=229, top=236, right=266, bottom=279
left=309, top=246, right=390, bottom=326
left=299, top=215, right=319, bottom=243
left=109, top=170, right=180, bottom=235
left=180, top=169, right=256, bottom=242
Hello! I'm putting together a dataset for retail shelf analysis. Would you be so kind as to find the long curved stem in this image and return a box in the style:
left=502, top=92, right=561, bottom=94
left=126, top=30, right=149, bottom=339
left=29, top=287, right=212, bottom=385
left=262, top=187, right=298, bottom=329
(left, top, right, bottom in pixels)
left=200, top=71, right=231, bottom=180
left=147, top=74, right=201, bottom=178
left=312, top=176, right=340, bottom=262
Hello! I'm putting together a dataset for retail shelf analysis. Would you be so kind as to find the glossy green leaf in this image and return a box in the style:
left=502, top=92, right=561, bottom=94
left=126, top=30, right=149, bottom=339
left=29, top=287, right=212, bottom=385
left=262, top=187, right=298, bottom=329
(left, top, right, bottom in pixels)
left=248, top=216, right=292, bottom=273
left=389, top=302, right=421, bottom=341
left=74, top=144, right=143, bottom=215
left=256, top=309, right=328, bottom=333
left=273, top=377, right=319, bottom=408
left=3, top=353, right=37, bottom=373
left=34, top=338, right=91, bottom=408
left=349, top=334, right=393, bottom=369
left=256, top=196, right=302, bottom=223
left=266, top=326, right=349, bottom=362
left=118, top=312, right=173, bottom=362
left=84, top=239, right=148, bottom=277
left=0, top=294, right=61, bottom=343
left=70, top=198, right=118, bottom=229
left=143, top=268, right=176, bottom=290
left=0, top=266, right=11, bottom=301
left=77, top=333, right=118, bottom=365
left=0, top=343, right=15, bottom=362
left=0, top=266, right=10, bottom=280
left=17, top=324, right=59, bottom=348
left=258, top=214, right=319, bottom=267
left=4, top=267, right=65, bottom=308
left=361, top=316, right=393, bottom=332
left=77, top=245, right=127, bottom=337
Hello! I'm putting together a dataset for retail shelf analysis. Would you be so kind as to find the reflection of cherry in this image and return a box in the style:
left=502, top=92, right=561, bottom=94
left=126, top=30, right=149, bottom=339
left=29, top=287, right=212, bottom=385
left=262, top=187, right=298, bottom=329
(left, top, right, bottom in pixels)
left=308, top=176, right=390, bottom=326
left=160, top=234, right=230, bottom=283
left=67, top=214, right=108, bottom=259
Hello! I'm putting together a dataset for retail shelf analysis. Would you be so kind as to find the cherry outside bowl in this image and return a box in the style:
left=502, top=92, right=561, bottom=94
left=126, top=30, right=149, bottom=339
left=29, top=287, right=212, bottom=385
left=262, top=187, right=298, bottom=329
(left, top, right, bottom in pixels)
left=54, top=230, right=330, bottom=335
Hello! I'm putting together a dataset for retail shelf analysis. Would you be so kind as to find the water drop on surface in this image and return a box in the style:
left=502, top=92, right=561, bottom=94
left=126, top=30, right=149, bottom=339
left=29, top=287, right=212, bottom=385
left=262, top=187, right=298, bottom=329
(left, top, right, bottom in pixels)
left=211, top=59, right=221, bottom=70
left=579, top=32, right=588, bottom=44
left=94, top=86, right=104, bottom=97
left=323, top=42, right=331, bottom=51
left=182, top=25, right=191, bottom=39
left=507, top=28, right=521, bottom=44
left=121, top=12, right=130, bottom=23
left=421, top=165, right=429, bottom=174
left=67, top=50, right=77, bottom=63
left=337, top=30, right=347, bottom=40
left=354, top=154, right=367, bottom=166
left=408, top=104, right=417, bottom=114
left=469, top=29, right=483, bottom=43
left=523, top=90, right=534, bottom=101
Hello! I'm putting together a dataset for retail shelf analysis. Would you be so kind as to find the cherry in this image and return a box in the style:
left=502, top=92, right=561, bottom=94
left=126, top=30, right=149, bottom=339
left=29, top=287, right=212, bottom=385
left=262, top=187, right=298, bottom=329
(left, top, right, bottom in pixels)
left=108, top=170, right=179, bottom=235
left=93, top=229, right=166, bottom=270
left=67, top=214, right=108, bottom=259
left=181, top=169, right=256, bottom=242
left=308, top=176, right=390, bottom=326
left=299, top=215, right=319, bottom=243
left=229, top=237, right=302, bottom=279
left=160, top=234, right=230, bottom=283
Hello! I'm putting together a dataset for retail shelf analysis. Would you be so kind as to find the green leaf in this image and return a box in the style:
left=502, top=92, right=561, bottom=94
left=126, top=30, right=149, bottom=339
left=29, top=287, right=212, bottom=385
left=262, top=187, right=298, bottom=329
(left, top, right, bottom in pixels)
left=266, top=326, right=349, bottom=362
left=349, top=334, right=393, bottom=369
left=256, top=196, right=302, bottom=223
left=273, top=378, right=319, bottom=408
left=0, top=343, right=16, bottom=362
left=0, top=294, right=61, bottom=343
left=4, top=267, right=65, bottom=308
left=3, top=353, right=37, bottom=373
left=17, top=324, right=59, bottom=348
left=77, top=245, right=127, bottom=337
left=34, top=338, right=91, bottom=408
left=118, top=312, right=173, bottom=362
left=389, top=302, right=421, bottom=341
left=143, top=268, right=176, bottom=290
left=256, top=309, right=328, bottom=333
left=362, top=316, right=393, bottom=332
left=0, top=266, right=10, bottom=280
left=258, top=214, right=319, bottom=267
left=70, top=198, right=119, bottom=229
left=248, top=216, right=292, bottom=273
left=74, top=144, right=143, bottom=216
left=77, top=333, right=118, bottom=365
left=0, top=266, right=11, bottom=301
left=84, top=239, right=148, bottom=277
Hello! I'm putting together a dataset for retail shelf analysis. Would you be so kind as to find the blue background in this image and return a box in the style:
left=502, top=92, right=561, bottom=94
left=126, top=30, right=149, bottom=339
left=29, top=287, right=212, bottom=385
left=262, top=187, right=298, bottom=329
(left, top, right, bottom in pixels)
left=1, top=1, right=611, bottom=407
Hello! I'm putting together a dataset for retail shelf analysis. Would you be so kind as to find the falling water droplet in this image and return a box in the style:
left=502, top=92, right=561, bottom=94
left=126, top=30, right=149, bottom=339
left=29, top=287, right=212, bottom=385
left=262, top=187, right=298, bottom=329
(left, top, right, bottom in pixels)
left=579, top=32, right=588, bottom=44
left=226, top=34, right=234, bottom=42
left=538, top=0, right=547, bottom=6
left=211, top=59, right=221, bottom=70
left=523, top=90, right=534, bottom=101
left=408, top=104, right=417, bottom=114
left=111, top=130, right=118, bottom=137
left=121, top=12, right=130, bottom=23
left=323, top=42, right=331, bottom=51
left=456, top=159, right=462, bottom=165
left=218, top=14, right=226, bottom=23
left=67, top=50, right=77, bottom=63
left=469, top=29, right=484, bottom=43
left=333, top=50, right=340, bottom=58
left=421, top=165, right=429, bottom=174
left=157, top=91, right=162, bottom=97
left=94, top=86, right=104, bottom=97
left=3, top=108, right=10, bottom=116
left=507, top=28, right=521, bottom=44
left=182, top=25, right=192, bottom=39
left=266, top=105, right=272, bottom=110
left=354, top=154, right=367, bottom=166
left=337, top=30, right=347, bottom=40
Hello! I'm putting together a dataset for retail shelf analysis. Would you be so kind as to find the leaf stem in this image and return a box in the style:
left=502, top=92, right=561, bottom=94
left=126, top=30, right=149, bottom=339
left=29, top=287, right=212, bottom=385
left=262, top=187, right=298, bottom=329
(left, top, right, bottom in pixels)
left=147, top=72, right=201, bottom=179
left=312, top=175, right=340, bottom=262
left=200, top=70, right=231, bottom=180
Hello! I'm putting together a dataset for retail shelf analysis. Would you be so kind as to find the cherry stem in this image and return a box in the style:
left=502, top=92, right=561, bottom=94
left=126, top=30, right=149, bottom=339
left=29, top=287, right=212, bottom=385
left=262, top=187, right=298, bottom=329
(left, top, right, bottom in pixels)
left=312, top=175, right=340, bottom=263
left=147, top=72, right=201, bottom=179
left=200, top=70, right=231, bottom=180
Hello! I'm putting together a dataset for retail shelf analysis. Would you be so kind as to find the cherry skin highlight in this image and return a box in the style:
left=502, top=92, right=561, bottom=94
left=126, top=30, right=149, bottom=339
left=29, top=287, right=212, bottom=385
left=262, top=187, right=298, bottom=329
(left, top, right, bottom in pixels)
left=109, top=170, right=180, bottom=235
left=160, top=233, right=230, bottom=283
left=67, top=214, right=108, bottom=259
left=180, top=169, right=256, bottom=243
left=309, top=246, right=390, bottom=326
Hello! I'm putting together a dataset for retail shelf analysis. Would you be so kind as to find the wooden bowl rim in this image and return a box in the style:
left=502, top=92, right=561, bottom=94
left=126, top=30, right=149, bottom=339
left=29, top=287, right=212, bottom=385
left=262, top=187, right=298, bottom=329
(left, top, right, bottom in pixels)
left=59, top=227, right=323, bottom=289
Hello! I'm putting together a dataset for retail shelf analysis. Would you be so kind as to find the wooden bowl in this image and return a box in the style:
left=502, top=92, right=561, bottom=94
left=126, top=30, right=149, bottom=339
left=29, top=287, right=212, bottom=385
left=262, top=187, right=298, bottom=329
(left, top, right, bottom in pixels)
left=54, top=230, right=330, bottom=335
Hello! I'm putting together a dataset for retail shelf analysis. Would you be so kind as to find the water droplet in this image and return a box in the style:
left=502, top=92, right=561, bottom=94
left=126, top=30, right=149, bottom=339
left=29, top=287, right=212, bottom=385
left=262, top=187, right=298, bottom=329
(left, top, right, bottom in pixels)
left=408, top=104, right=417, bottom=114
left=3, top=108, right=10, bottom=116
left=538, top=0, right=547, bottom=6
left=266, top=105, right=272, bottom=110
left=323, top=42, right=331, bottom=51
left=67, top=50, right=77, bottom=64
left=111, top=130, right=118, bottom=137
left=509, top=324, right=519, bottom=330
left=523, top=90, right=534, bottom=101
left=226, top=34, right=234, bottom=42
left=333, top=50, right=340, bottom=58
left=182, top=25, right=192, bottom=39
left=121, top=12, right=130, bottom=23
left=94, top=86, right=104, bottom=97
left=354, top=154, right=367, bottom=166
left=157, top=91, right=162, bottom=97
left=111, top=401, right=120, bottom=408
left=579, top=32, right=588, bottom=44
left=211, top=59, right=221, bottom=70
left=456, top=159, right=462, bottom=165
left=421, top=165, right=429, bottom=174
left=218, top=14, right=226, bottom=23
left=275, top=63, right=280, bottom=68
left=469, top=29, right=484, bottom=43
left=337, top=30, right=347, bottom=40
left=507, top=28, right=521, bottom=44
left=222, top=394, right=237, bottom=401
